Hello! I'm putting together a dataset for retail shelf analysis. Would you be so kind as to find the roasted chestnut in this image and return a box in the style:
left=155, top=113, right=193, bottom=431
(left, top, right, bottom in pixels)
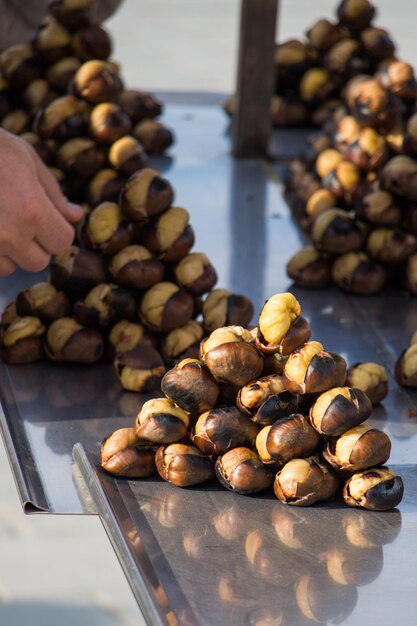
left=80, top=202, right=132, bottom=254
left=305, top=188, right=337, bottom=223
left=45, top=317, right=103, bottom=363
left=16, top=282, right=70, bottom=322
left=22, top=78, right=57, bottom=115
left=1, top=316, right=45, bottom=364
left=45, top=56, right=81, bottom=92
left=49, top=0, right=95, bottom=31
left=300, top=68, right=340, bottom=105
left=251, top=391, right=299, bottom=426
left=118, top=89, right=163, bottom=123
left=283, top=342, right=347, bottom=395
left=108, top=136, right=148, bottom=176
left=360, top=27, right=396, bottom=61
left=379, top=156, right=417, bottom=201
left=237, top=374, right=286, bottom=416
left=20, top=132, right=56, bottom=165
left=0, top=44, right=40, bottom=88
left=160, top=320, right=203, bottom=363
left=395, top=342, right=417, bottom=388
left=403, top=252, right=417, bottom=295
left=139, top=282, right=194, bottom=332
left=323, top=423, right=391, bottom=471
left=108, top=245, right=164, bottom=289
left=336, top=0, right=375, bottom=31
left=274, top=455, right=339, bottom=506
left=113, top=344, right=166, bottom=392
left=193, top=406, right=259, bottom=456
left=107, top=320, right=153, bottom=357
left=174, top=252, right=217, bottom=296
left=100, top=428, right=156, bottom=477
left=270, top=95, right=309, bottom=127
left=72, top=59, right=123, bottom=103
left=120, top=168, right=174, bottom=223
left=156, top=443, right=215, bottom=487
left=331, top=251, right=387, bottom=294
left=309, top=386, right=372, bottom=436
left=343, top=467, right=404, bottom=511
left=346, top=362, right=388, bottom=404
left=34, top=95, right=90, bottom=140
left=256, top=292, right=311, bottom=355
left=200, top=326, right=264, bottom=387
left=133, top=119, right=174, bottom=155
left=135, top=397, right=189, bottom=444
left=306, top=19, right=343, bottom=52
left=88, top=168, right=125, bottom=206
left=322, top=160, right=362, bottom=201
left=57, top=137, right=105, bottom=178
left=256, top=414, right=320, bottom=467
left=72, top=24, right=112, bottom=61
left=161, top=358, right=219, bottom=417
left=89, top=102, right=132, bottom=143
left=49, top=245, right=108, bottom=299
left=324, top=39, right=368, bottom=78
left=31, top=15, right=72, bottom=64
left=215, top=447, right=274, bottom=495
left=344, top=127, right=390, bottom=172
left=202, top=289, right=254, bottom=332
left=74, top=283, right=136, bottom=327
left=356, top=189, right=402, bottom=226
left=286, top=247, right=331, bottom=289
left=367, top=227, right=417, bottom=265
left=376, top=60, right=417, bottom=103
left=274, top=39, right=311, bottom=89
left=1, top=110, right=30, bottom=134
left=140, top=206, right=195, bottom=263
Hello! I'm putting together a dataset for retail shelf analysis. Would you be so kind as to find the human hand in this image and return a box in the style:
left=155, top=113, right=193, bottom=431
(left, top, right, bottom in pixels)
left=0, top=129, right=84, bottom=276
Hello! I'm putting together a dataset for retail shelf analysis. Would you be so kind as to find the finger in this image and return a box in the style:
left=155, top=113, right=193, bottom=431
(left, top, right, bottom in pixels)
left=34, top=155, right=84, bottom=223
left=7, top=239, right=51, bottom=273
left=0, top=256, right=17, bottom=276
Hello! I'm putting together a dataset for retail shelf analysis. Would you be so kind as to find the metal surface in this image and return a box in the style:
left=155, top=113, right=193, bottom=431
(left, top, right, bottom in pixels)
left=232, top=0, right=278, bottom=157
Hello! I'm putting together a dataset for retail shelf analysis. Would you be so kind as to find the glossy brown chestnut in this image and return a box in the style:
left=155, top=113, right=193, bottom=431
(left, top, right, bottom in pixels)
left=323, top=424, right=391, bottom=471
left=237, top=374, right=286, bottom=416
left=109, top=244, right=164, bottom=290
left=108, top=136, right=148, bottom=176
left=0, top=44, right=40, bottom=88
left=57, top=138, right=105, bottom=178
left=215, top=447, right=274, bottom=495
left=200, top=326, right=264, bottom=387
left=133, top=119, right=174, bottom=155
left=140, top=207, right=194, bottom=263
left=156, top=443, right=214, bottom=487
left=88, top=169, right=125, bottom=206
left=45, top=317, right=104, bottom=363
left=22, top=78, right=57, bottom=115
left=89, top=102, right=132, bottom=143
left=113, top=344, right=166, bottom=392
left=120, top=168, right=174, bottom=223
left=343, top=467, right=404, bottom=511
left=251, top=391, right=299, bottom=426
left=324, top=39, right=368, bottom=78
left=283, top=342, right=347, bottom=395
left=160, top=321, right=203, bottom=363
left=346, top=362, right=388, bottom=404
left=202, top=289, right=254, bottom=332
left=72, top=24, right=112, bottom=61
left=16, top=282, right=70, bottom=323
left=49, top=0, right=94, bottom=31
left=274, top=455, right=339, bottom=506
left=118, top=89, right=162, bottom=123
left=140, top=282, right=194, bottom=333
left=332, top=252, right=387, bottom=295
left=74, top=283, right=136, bottom=327
left=72, top=60, right=123, bottom=103
left=306, top=19, right=343, bottom=52
left=1, top=316, right=45, bottom=364
left=257, top=414, right=320, bottom=467
left=174, top=252, right=217, bottom=296
left=107, top=319, right=153, bottom=358
left=336, top=0, right=375, bottom=31
left=31, top=15, right=72, bottom=64
left=360, top=27, right=396, bottom=61
left=45, top=56, right=81, bottom=92
left=49, top=245, right=108, bottom=300
left=309, top=386, right=372, bottom=436
left=34, top=95, right=90, bottom=140
left=80, top=202, right=132, bottom=254
left=100, top=428, right=156, bottom=477
left=395, top=343, right=417, bottom=388
left=256, top=292, right=310, bottom=355
left=287, top=247, right=331, bottom=289
left=161, top=358, right=219, bottom=417
left=135, top=397, right=189, bottom=444
left=193, top=406, right=259, bottom=456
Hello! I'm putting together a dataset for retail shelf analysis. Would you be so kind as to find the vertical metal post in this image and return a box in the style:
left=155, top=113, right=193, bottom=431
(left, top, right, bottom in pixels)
left=232, top=0, right=279, bottom=158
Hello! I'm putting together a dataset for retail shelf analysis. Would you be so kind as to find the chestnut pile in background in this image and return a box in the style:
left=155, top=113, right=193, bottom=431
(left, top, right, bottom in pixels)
left=0, top=0, right=254, bottom=391
left=396, top=330, right=417, bottom=388
left=100, top=291, right=404, bottom=511
left=225, top=0, right=397, bottom=128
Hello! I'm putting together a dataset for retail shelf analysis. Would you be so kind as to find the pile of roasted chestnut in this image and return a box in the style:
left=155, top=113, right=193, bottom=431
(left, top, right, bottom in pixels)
left=396, top=330, right=417, bottom=389
left=225, top=0, right=397, bottom=128
left=0, top=0, right=254, bottom=389
left=101, top=291, right=404, bottom=511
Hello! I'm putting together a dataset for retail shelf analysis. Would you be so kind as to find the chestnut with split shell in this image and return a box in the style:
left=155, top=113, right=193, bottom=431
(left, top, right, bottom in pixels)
left=343, top=467, right=404, bottom=511
left=45, top=317, right=103, bottom=364
left=193, top=405, right=259, bottom=456
left=257, top=413, right=320, bottom=468
left=100, top=428, right=156, bottom=478
left=283, top=341, right=347, bottom=394
left=161, top=358, right=219, bottom=418
left=274, top=455, right=339, bottom=506
left=113, top=345, right=166, bottom=392
left=215, top=447, right=274, bottom=495
left=1, top=316, right=45, bottom=364
left=156, top=443, right=214, bottom=487
left=323, top=423, right=391, bottom=471
left=309, top=386, right=372, bottom=436
left=135, top=397, right=189, bottom=444
left=346, top=362, right=388, bottom=404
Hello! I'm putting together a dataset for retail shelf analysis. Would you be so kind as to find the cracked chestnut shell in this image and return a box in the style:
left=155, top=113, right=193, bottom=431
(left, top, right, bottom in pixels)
left=379, top=156, right=417, bottom=201
left=109, top=245, right=164, bottom=289
left=274, top=455, right=339, bottom=506
left=72, top=24, right=112, bottom=61
left=45, top=317, right=103, bottom=363
left=343, top=127, right=390, bottom=172
left=174, top=252, right=217, bottom=296
left=133, top=119, right=174, bottom=156
left=89, top=102, right=132, bottom=143
left=309, top=386, right=372, bottom=436
left=215, top=447, right=274, bottom=495
left=45, top=56, right=81, bottom=92
left=57, top=137, right=104, bottom=178
left=156, top=443, right=214, bottom=487
left=256, top=414, right=320, bottom=468
left=72, top=60, right=123, bottom=103
left=395, top=342, right=417, bottom=388
left=193, top=406, right=259, bottom=456
left=160, top=321, right=203, bottom=363
left=346, top=362, right=388, bottom=404
left=88, top=169, right=125, bottom=206
left=376, top=60, right=417, bottom=103
left=16, top=282, right=71, bottom=323
left=113, top=344, right=166, bottom=392
left=108, top=136, right=148, bottom=176
left=1, top=316, right=45, bottom=364
left=107, top=320, right=153, bottom=358
left=1, top=109, right=29, bottom=135
left=251, top=392, right=299, bottom=426
left=356, top=189, right=402, bottom=226
left=120, top=168, right=174, bottom=223
left=74, top=283, right=136, bottom=327
left=270, top=95, right=309, bottom=127
left=34, top=95, right=90, bottom=140
left=336, top=0, right=375, bottom=31
left=348, top=79, right=397, bottom=129
left=287, top=247, right=331, bottom=289
left=202, top=289, right=254, bottom=332
left=237, top=374, right=286, bottom=416
left=323, top=423, right=391, bottom=472
left=312, top=209, right=366, bottom=255
left=135, top=397, right=189, bottom=444
left=80, top=202, right=133, bottom=254
left=140, top=282, right=194, bottom=332
left=256, top=292, right=310, bottom=355
left=283, top=341, right=347, bottom=395
left=332, top=252, right=387, bottom=295
left=49, top=245, right=108, bottom=300
left=343, top=467, right=404, bottom=511
left=22, top=78, right=57, bottom=115
left=100, top=428, right=156, bottom=477
left=141, top=207, right=195, bottom=263
left=367, top=228, right=417, bottom=265
left=200, top=326, right=264, bottom=387
left=161, top=358, right=219, bottom=417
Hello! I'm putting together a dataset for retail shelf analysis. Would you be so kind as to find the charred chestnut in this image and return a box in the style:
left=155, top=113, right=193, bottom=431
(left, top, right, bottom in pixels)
left=331, top=251, right=387, bottom=294
left=251, top=391, right=299, bottom=426
left=109, top=244, right=164, bottom=289
left=49, top=245, right=108, bottom=299
left=156, top=443, right=214, bottom=487
left=376, top=60, right=417, bottom=103
left=346, top=362, right=388, bottom=404
left=283, top=341, right=347, bottom=395
left=323, top=423, right=391, bottom=471
left=120, top=168, right=174, bottom=223
left=256, top=292, right=311, bottom=355
left=193, top=406, right=259, bottom=456
left=100, top=428, right=156, bottom=477
left=45, top=317, right=103, bottom=363
left=274, top=455, right=339, bottom=506
left=140, top=282, right=194, bottom=332
left=256, top=414, right=320, bottom=468
left=309, top=386, right=371, bottom=436
left=74, top=283, right=136, bottom=327
left=324, top=39, right=368, bottom=78
left=1, top=316, right=45, bottom=364
left=133, top=119, right=174, bottom=155
left=161, top=358, right=219, bottom=417
left=344, top=127, right=390, bottom=172
left=215, top=447, right=274, bottom=495
left=113, top=344, right=166, bottom=392
left=16, top=282, right=70, bottom=322
left=286, top=247, right=331, bottom=289
left=200, top=326, right=264, bottom=387
left=72, top=60, right=123, bottom=103
left=347, top=79, right=395, bottom=129
left=135, top=397, right=189, bottom=444
left=343, top=467, right=404, bottom=511
left=202, top=289, right=254, bottom=333
left=108, top=136, right=148, bottom=176
left=237, top=374, right=286, bottom=416
left=89, top=102, right=132, bottom=143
